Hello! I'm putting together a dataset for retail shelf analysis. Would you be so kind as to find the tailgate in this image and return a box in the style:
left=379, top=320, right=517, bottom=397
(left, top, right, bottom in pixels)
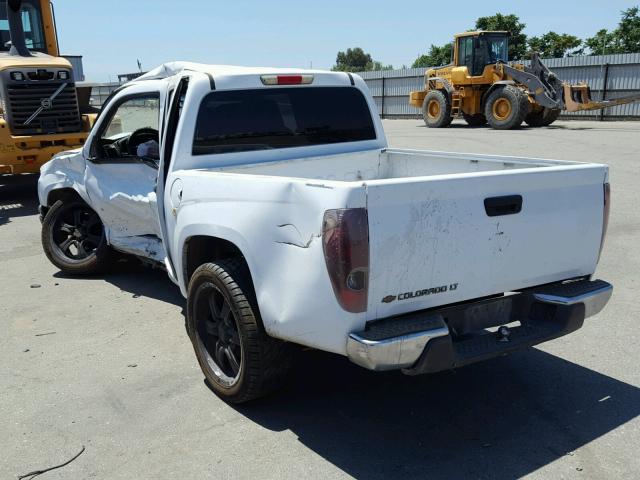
left=365, top=164, right=607, bottom=320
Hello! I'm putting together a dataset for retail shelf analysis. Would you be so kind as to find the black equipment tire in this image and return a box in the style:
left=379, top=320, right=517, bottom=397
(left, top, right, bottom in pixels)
left=422, top=90, right=453, bottom=128
left=462, top=112, right=487, bottom=127
left=485, top=86, right=530, bottom=130
left=525, top=108, right=561, bottom=127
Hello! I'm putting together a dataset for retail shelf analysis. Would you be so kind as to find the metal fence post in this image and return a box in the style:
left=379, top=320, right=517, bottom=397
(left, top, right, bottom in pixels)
left=381, top=76, right=386, bottom=119
left=599, top=63, right=610, bottom=122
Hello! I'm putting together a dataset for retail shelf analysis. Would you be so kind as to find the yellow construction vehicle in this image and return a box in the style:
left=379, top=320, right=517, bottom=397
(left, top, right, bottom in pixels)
left=0, top=0, right=94, bottom=174
left=409, top=31, right=640, bottom=129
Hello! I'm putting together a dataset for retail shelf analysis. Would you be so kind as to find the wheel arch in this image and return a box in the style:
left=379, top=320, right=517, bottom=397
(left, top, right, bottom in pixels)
left=47, top=187, right=84, bottom=207
left=182, top=235, right=255, bottom=294
left=481, top=80, right=516, bottom=111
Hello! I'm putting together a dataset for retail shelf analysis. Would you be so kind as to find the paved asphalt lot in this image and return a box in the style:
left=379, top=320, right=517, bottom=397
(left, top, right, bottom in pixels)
left=1, top=119, right=639, bottom=479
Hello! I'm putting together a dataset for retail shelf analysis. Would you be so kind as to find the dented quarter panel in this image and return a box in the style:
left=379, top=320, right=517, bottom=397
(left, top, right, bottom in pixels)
left=169, top=169, right=367, bottom=354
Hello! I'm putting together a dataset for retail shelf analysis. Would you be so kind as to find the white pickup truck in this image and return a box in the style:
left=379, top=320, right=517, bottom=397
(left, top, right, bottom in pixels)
left=38, top=62, right=612, bottom=403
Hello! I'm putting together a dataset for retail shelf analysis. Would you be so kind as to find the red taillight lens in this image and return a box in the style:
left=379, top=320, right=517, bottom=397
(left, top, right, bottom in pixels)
left=277, top=75, right=303, bottom=85
left=322, top=208, right=369, bottom=313
left=599, top=182, right=610, bottom=260
left=260, top=74, right=314, bottom=85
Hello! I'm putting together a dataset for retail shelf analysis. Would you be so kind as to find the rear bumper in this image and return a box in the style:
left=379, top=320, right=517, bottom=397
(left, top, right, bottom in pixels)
left=346, top=279, right=612, bottom=373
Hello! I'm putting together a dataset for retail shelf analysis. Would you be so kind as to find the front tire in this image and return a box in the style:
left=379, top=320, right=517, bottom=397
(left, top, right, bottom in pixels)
left=422, top=90, right=453, bottom=128
left=187, top=259, right=291, bottom=404
left=41, top=200, right=111, bottom=275
left=485, top=86, right=529, bottom=130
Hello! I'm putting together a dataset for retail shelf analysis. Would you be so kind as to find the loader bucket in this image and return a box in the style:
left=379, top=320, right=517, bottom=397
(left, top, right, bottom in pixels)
left=564, top=83, right=640, bottom=112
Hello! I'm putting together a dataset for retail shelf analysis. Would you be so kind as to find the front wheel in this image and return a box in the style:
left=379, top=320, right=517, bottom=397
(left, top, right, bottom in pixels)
left=422, top=90, right=453, bottom=128
left=485, top=86, right=529, bottom=130
left=187, top=259, right=292, bottom=404
left=41, top=200, right=111, bottom=275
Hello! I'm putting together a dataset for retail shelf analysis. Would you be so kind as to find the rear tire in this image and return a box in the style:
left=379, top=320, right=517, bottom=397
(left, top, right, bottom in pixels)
left=187, top=259, right=292, bottom=404
left=525, top=108, right=561, bottom=127
left=422, top=90, right=453, bottom=128
left=485, top=86, right=529, bottom=130
left=462, top=112, right=487, bottom=127
left=41, top=200, right=111, bottom=275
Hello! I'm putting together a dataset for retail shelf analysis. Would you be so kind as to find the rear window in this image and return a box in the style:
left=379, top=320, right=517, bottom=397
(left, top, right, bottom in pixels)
left=193, top=87, right=376, bottom=155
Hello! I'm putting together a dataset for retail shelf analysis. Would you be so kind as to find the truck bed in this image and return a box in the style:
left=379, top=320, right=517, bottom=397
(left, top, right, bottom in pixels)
left=216, top=148, right=607, bottom=322
left=218, top=148, right=585, bottom=182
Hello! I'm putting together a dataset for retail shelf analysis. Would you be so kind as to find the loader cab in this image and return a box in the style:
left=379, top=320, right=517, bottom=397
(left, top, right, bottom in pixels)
left=455, top=31, right=509, bottom=77
left=0, top=0, right=59, bottom=56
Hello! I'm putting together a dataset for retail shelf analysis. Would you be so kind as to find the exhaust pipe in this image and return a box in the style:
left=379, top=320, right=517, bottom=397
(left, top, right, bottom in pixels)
left=7, top=0, right=32, bottom=57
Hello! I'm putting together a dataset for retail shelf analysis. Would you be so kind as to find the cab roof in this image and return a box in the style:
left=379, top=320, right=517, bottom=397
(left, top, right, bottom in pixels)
left=132, top=61, right=352, bottom=86
left=454, top=30, right=510, bottom=38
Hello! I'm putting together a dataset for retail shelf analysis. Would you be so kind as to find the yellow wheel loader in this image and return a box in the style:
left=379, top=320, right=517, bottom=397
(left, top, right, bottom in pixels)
left=0, top=0, right=95, bottom=174
left=409, top=31, right=640, bottom=130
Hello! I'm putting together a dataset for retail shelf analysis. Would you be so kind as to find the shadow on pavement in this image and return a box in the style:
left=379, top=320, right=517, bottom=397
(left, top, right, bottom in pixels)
left=233, top=347, right=639, bottom=479
left=0, top=174, right=39, bottom=226
left=54, top=259, right=185, bottom=312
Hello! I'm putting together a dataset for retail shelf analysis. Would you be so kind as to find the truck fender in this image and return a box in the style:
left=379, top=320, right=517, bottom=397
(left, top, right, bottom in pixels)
left=175, top=223, right=256, bottom=297
left=426, top=76, right=454, bottom=96
left=37, top=148, right=89, bottom=208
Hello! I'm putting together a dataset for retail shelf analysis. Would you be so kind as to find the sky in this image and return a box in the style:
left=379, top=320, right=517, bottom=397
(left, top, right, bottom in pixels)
left=52, top=0, right=638, bottom=82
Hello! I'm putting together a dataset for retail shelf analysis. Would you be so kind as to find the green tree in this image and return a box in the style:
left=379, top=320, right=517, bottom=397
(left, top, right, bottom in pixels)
left=475, top=13, right=527, bottom=60
left=332, top=47, right=392, bottom=72
left=527, top=32, right=582, bottom=57
left=585, top=7, right=640, bottom=54
left=617, top=6, right=640, bottom=52
left=585, top=28, right=621, bottom=55
left=412, top=43, right=453, bottom=68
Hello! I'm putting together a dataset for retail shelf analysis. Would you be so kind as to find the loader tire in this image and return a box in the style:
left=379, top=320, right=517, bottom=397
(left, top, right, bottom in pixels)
left=525, top=108, right=561, bottom=127
left=422, top=90, right=453, bottom=128
left=485, top=86, right=529, bottom=130
left=187, top=259, right=292, bottom=404
left=41, top=200, right=111, bottom=275
left=462, top=112, right=487, bottom=127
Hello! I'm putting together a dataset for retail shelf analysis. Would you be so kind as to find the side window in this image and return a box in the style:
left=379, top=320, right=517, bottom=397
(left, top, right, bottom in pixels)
left=458, top=37, right=473, bottom=72
left=96, top=94, right=160, bottom=161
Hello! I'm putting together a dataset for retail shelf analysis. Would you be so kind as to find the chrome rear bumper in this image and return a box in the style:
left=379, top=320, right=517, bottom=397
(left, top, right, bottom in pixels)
left=347, top=279, right=612, bottom=372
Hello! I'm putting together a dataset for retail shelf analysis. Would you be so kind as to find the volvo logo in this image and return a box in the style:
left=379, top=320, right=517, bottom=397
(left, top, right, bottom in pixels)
left=23, top=83, right=67, bottom=126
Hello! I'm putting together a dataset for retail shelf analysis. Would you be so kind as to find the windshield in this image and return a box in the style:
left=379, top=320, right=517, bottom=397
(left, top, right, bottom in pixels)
left=482, top=35, right=509, bottom=63
left=0, top=0, right=46, bottom=52
left=193, top=87, right=377, bottom=155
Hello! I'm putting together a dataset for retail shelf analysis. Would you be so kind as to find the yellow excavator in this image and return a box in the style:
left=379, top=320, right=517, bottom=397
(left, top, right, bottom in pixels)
left=0, top=0, right=94, bottom=174
left=409, top=31, right=640, bottom=129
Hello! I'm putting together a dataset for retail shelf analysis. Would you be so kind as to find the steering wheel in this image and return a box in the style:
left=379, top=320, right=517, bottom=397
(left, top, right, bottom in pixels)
left=127, top=127, right=159, bottom=156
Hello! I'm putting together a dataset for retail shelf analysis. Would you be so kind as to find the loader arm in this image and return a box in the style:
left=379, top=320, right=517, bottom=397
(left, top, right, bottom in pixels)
left=501, top=54, right=564, bottom=110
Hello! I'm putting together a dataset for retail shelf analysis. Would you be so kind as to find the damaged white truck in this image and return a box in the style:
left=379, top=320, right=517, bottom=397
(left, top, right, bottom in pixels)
left=38, top=63, right=613, bottom=403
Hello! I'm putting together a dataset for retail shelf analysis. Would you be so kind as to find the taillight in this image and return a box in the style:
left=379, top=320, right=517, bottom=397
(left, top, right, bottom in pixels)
left=598, top=182, right=610, bottom=261
left=260, top=74, right=314, bottom=85
left=322, top=208, right=369, bottom=313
